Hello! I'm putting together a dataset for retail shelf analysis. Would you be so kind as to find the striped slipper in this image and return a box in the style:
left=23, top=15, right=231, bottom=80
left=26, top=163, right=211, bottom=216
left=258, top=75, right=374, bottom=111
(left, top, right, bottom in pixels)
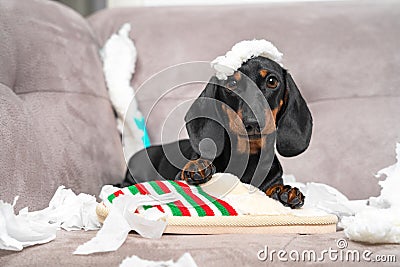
left=96, top=180, right=337, bottom=235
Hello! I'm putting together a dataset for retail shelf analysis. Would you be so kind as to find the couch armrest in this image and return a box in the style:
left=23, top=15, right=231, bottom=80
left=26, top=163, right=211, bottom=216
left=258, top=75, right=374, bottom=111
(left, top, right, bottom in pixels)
left=0, top=0, right=125, bottom=211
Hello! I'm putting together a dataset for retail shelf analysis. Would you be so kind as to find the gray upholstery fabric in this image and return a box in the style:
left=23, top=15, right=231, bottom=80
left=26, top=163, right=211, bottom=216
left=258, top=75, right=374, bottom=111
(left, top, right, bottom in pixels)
left=1, top=230, right=399, bottom=266
left=1, top=0, right=400, bottom=266
left=89, top=2, right=400, bottom=103
left=88, top=0, right=400, bottom=199
left=0, top=0, right=125, bottom=211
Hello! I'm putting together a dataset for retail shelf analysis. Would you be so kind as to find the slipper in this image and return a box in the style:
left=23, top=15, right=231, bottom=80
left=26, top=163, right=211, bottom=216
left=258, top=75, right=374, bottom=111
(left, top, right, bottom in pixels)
left=96, top=179, right=337, bottom=235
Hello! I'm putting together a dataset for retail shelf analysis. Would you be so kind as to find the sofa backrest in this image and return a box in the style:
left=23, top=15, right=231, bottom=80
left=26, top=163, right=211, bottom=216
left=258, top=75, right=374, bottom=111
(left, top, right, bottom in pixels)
left=0, top=0, right=125, bottom=211
left=88, top=1, right=400, bottom=199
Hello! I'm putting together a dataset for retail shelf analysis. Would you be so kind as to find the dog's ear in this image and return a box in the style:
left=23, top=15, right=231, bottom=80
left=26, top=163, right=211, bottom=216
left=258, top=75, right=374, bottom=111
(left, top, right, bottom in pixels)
left=276, top=71, right=313, bottom=157
left=185, top=77, right=225, bottom=160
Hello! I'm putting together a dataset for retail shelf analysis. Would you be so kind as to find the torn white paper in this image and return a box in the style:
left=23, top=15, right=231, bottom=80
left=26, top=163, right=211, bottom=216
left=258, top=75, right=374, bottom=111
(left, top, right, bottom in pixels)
left=340, top=206, right=400, bottom=244
left=211, top=39, right=283, bottom=80
left=0, top=186, right=102, bottom=251
left=21, top=185, right=101, bottom=231
left=101, top=23, right=148, bottom=159
left=339, top=143, right=400, bottom=244
left=283, top=175, right=367, bottom=219
left=73, top=200, right=131, bottom=255
left=74, top=193, right=178, bottom=255
left=0, top=197, right=56, bottom=251
left=119, top=252, right=198, bottom=267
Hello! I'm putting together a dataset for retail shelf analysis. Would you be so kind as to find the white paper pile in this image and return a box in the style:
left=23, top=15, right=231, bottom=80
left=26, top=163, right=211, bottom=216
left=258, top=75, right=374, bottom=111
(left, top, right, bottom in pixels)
left=283, top=174, right=367, bottom=220
left=0, top=186, right=100, bottom=251
left=0, top=197, right=56, bottom=251
left=339, top=143, right=400, bottom=244
left=119, top=253, right=198, bottom=267
left=21, top=185, right=100, bottom=231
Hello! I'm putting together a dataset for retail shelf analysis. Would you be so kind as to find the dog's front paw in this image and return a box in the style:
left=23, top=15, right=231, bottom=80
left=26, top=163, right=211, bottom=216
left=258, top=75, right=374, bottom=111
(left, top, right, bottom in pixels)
left=180, top=159, right=216, bottom=185
left=265, top=184, right=305, bottom=209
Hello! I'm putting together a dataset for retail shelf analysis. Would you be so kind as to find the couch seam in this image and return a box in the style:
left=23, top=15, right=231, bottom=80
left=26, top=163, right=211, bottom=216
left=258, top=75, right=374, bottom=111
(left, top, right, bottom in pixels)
left=15, top=90, right=111, bottom=101
left=0, top=81, right=13, bottom=89
left=308, top=94, right=400, bottom=105
left=135, top=94, right=400, bottom=104
left=281, top=235, right=298, bottom=251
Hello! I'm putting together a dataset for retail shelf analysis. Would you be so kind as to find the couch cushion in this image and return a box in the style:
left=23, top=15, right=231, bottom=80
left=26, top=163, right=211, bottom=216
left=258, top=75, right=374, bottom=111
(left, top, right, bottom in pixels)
left=0, top=0, right=125, bottom=211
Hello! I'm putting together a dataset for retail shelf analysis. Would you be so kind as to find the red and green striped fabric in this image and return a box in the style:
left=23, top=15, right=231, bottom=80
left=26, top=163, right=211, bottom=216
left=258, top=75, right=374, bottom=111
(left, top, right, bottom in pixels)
left=106, top=180, right=238, bottom=217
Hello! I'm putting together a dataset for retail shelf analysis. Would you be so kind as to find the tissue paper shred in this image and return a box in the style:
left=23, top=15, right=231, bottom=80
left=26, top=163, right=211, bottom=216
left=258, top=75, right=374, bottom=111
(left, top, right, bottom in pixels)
left=339, top=143, right=400, bottom=244
left=73, top=193, right=178, bottom=255
left=24, top=185, right=101, bottom=231
left=0, top=185, right=101, bottom=251
left=119, top=252, right=198, bottom=267
left=0, top=197, right=57, bottom=251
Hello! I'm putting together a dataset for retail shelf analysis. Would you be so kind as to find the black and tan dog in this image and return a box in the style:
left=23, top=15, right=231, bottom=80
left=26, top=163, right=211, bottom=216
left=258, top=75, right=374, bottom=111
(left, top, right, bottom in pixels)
left=120, top=56, right=312, bottom=209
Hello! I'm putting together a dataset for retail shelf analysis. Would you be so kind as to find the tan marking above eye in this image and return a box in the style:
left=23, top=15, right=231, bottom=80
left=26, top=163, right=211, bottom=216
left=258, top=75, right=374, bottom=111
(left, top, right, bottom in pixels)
left=233, top=71, right=241, bottom=81
left=259, top=70, right=268, bottom=78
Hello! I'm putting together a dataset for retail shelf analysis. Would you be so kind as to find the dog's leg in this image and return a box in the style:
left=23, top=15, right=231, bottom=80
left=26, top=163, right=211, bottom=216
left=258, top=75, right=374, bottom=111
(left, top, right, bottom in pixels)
left=180, top=159, right=216, bottom=185
left=265, top=184, right=305, bottom=209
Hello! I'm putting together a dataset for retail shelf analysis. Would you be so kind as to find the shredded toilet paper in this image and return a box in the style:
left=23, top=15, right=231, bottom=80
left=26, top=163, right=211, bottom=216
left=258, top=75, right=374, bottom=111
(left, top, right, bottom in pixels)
left=0, top=197, right=57, bottom=251
left=74, top=193, right=179, bottom=255
left=211, top=39, right=283, bottom=80
left=338, top=143, right=400, bottom=244
left=21, top=185, right=101, bottom=231
left=100, top=23, right=150, bottom=160
left=284, top=142, right=400, bottom=245
left=119, top=252, right=198, bottom=267
left=0, top=186, right=100, bottom=251
left=283, top=175, right=367, bottom=220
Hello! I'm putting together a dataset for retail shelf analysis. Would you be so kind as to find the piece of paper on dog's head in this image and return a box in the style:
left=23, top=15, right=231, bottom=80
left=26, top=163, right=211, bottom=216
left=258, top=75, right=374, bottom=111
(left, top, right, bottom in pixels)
left=211, top=39, right=283, bottom=80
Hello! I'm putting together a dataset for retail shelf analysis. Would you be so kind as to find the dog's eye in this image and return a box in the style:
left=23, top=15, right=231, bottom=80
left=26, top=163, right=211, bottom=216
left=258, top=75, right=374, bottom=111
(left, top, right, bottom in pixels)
left=266, top=76, right=279, bottom=89
left=226, top=80, right=237, bottom=89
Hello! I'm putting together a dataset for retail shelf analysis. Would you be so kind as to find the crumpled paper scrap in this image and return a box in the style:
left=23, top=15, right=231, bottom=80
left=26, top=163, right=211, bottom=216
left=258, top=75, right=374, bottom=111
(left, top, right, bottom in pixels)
left=119, top=253, right=198, bottom=267
left=21, top=185, right=101, bottom=231
left=74, top=191, right=179, bottom=255
left=283, top=174, right=366, bottom=219
left=0, top=197, right=56, bottom=251
left=339, top=143, right=400, bottom=244
left=0, top=185, right=101, bottom=251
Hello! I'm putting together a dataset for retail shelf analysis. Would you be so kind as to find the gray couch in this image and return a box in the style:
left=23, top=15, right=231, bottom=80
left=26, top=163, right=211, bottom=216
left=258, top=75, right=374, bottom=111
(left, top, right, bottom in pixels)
left=1, top=0, right=399, bottom=266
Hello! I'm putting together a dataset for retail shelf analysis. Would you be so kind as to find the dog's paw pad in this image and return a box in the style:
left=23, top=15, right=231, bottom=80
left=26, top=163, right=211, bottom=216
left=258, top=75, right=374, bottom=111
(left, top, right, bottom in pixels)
left=265, top=184, right=305, bottom=209
left=180, top=159, right=216, bottom=185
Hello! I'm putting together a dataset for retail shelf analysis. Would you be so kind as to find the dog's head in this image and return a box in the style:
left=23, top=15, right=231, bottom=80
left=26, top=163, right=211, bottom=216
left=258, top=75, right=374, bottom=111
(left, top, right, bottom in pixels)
left=185, top=56, right=312, bottom=158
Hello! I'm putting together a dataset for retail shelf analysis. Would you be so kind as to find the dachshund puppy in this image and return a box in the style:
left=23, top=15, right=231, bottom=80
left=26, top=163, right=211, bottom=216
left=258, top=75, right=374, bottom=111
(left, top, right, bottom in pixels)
left=121, top=56, right=312, bottom=209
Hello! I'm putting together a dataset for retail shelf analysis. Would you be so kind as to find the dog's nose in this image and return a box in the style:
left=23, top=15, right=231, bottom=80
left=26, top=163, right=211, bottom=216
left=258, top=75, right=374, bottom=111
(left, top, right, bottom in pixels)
left=240, top=102, right=265, bottom=134
left=244, top=121, right=260, bottom=134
